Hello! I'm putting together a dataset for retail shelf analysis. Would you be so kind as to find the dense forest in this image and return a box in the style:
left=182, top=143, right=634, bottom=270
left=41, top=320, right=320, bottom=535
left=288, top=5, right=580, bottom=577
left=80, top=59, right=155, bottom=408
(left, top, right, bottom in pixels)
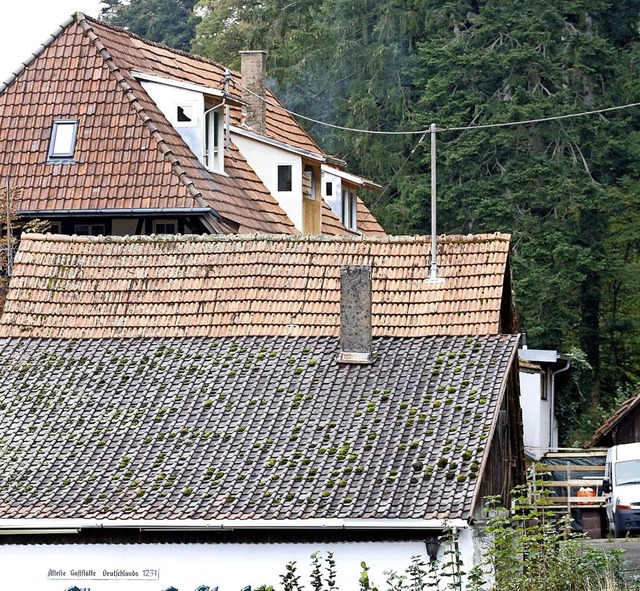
left=100, top=0, right=640, bottom=445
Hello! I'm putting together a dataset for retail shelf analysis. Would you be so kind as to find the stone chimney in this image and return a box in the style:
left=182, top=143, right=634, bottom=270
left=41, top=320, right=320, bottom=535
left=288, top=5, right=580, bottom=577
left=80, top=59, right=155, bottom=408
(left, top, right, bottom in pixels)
left=240, top=50, right=268, bottom=135
left=337, top=265, right=375, bottom=364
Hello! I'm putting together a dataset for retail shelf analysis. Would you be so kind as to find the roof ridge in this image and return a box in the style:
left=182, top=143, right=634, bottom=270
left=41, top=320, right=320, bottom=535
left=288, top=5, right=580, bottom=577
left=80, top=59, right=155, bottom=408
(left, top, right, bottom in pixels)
left=0, top=15, right=76, bottom=96
left=20, top=232, right=511, bottom=245
left=76, top=13, right=227, bottom=232
left=80, top=13, right=234, bottom=76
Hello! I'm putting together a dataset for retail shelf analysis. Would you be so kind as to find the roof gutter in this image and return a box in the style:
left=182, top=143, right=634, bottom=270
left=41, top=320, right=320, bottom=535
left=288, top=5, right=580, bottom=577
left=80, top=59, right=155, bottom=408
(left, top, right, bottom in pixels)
left=0, top=518, right=468, bottom=534
left=17, top=208, right=215, bottom=216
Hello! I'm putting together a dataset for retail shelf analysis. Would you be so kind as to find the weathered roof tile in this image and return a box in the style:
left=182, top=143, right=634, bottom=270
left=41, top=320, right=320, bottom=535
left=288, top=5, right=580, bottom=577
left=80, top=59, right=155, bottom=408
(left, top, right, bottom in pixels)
left=0, top=232, right=513, bottom=339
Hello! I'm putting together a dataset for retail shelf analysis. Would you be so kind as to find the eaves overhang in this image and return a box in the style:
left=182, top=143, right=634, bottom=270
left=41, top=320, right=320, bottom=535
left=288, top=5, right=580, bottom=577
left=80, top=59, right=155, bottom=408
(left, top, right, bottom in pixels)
left=132, top=71, right=245, bottom=107
left=0, top=518, right=468, bottom=534
left=230, top=125, right=326, bottom=163
left=321, top=164, right=382, bottom=191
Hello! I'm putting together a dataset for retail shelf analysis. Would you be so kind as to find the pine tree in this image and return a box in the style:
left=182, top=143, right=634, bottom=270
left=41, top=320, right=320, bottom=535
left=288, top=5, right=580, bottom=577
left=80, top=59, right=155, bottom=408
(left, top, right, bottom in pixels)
left=408, top=0, right=640, bottom=413
left=100, top=0, right=199, bottom=52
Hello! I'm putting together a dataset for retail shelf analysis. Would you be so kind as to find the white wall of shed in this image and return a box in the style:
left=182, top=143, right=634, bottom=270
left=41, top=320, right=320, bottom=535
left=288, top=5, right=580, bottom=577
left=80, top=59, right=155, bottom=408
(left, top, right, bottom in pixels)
left=519, top=368, right=557, bottom=459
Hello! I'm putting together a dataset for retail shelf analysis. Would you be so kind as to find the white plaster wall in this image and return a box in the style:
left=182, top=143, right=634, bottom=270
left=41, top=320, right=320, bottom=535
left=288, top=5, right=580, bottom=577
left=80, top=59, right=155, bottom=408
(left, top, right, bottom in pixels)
left=0, top=541, right=430, bottom=591
left=141, top=80, right=205, bottom=160
left=519, top=370, right=550, bottom=459
left=322, top=171, right=343, bottom=220
left=233, top=134, right=303, bottom=231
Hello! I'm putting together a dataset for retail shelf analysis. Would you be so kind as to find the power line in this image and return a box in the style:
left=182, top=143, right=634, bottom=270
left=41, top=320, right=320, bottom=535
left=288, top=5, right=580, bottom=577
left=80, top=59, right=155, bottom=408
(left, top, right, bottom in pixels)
left=235, top=79, right=640, bottom=135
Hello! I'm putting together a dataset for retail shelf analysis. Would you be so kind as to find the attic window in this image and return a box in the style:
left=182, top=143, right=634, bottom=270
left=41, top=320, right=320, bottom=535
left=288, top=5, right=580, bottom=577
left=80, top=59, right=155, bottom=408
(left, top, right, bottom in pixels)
left=204, top=106, right=224, bottom=172
left=153, top=219, right=178, bottom=235
left=48, top=120, right=78, bottom=161
left=325, top=181, right=333, bottom=197
left=341, top=188, right=357, bottom=231
left=174, top=104, right=197, bottom=127
left=177, top=105, right=193, bottom=122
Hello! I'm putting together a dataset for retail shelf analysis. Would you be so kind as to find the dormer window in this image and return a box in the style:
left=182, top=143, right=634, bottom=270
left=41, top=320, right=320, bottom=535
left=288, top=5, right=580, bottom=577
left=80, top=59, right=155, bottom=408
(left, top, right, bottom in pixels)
left=48, top=120, right=78, bottom=161
left=341, top=188, right=357, bottom=231
left=204, top=104, right=224, bottom=172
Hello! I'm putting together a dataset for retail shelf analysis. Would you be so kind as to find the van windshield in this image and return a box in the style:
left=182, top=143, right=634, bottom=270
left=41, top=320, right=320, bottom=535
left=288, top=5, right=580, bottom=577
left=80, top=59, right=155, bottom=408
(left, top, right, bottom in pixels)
left=615, top=460, right=640, bottom=485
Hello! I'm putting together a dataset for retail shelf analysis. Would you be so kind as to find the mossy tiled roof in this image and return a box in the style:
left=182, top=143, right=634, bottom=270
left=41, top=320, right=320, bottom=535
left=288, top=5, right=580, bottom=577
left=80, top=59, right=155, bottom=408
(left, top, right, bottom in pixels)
left=0, top=334, right=518, bottom=522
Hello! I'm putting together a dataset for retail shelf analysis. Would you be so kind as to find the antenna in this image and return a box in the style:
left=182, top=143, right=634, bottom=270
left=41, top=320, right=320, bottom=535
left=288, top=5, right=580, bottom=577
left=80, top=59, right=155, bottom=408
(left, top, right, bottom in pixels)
left=427, top=123, right=444, bottom=283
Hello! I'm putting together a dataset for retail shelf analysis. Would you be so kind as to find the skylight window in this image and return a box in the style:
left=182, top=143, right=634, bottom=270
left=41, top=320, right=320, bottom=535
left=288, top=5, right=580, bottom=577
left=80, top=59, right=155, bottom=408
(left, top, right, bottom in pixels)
left=48, top=120, right=78, bottom=161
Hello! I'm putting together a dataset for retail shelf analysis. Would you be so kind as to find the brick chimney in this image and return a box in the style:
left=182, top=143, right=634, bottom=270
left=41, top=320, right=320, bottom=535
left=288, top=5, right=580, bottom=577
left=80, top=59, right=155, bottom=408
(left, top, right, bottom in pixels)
left=337, top=265, right=375, bottom=364
left=240, top=50, right=267, bottom=135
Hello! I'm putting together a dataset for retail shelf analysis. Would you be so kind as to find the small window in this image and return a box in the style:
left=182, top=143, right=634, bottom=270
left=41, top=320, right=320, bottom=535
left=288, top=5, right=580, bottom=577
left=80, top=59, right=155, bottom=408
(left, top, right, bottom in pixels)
left=325, top=181, right=333, bottom=197
left=153, top=220, right=178, bottom=235
left=177, top=105, right=193, bottom=122
left=174, top=104, right=196, bottom=127
left=74, top=224, right=105, bottom=236
left=48, top=222, right=62, bottom=234
left=48, top=120, right=78, bottom=161
left=278, top=164, right=293, bottom=192
left=541, top=372, right=549, bottom=401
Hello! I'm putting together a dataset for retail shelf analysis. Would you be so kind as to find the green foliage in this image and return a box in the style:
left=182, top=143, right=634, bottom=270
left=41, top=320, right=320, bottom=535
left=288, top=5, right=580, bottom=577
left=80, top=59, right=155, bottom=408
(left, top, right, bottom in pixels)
left=265, top=525, right=629, bottom=591
left=280, top=561, right=304, bottom=591
left=407, top=0, right=640, bottom=424
left=471, top=487, right=626, bottom=591
left=100, top=0, right=200, bottom=51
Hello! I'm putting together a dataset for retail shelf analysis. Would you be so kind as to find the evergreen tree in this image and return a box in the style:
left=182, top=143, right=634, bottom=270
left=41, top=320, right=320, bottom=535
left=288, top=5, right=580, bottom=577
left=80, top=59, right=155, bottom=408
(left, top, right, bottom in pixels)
left=408, top=0, right=640, bottom=413
left=100, top=0, right=199, bottom=52
left=193, top=0, right=423, bottom=190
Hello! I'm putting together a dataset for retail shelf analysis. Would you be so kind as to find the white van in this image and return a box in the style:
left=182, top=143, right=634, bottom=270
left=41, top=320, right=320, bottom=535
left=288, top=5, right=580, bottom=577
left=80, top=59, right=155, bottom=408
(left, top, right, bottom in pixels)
left=603, top=442, right=640, bottom=537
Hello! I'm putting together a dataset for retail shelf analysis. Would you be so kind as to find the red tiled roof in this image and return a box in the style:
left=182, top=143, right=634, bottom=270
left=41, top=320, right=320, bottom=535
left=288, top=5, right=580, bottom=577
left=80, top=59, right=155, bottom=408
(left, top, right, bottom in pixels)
left=0, top=14, right=382, bottom=235
left=0, top=232, right=514, bottom=339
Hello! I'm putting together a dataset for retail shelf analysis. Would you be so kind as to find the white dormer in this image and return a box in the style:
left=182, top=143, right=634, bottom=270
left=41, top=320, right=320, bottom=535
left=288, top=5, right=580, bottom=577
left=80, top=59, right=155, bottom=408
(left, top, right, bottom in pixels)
left=136, top=72, right=226, bottom=173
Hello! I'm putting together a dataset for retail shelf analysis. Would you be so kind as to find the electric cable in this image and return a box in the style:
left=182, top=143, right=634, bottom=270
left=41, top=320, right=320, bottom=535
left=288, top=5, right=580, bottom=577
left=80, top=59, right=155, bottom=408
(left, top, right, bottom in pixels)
left=235, top=79, right=640, bottom=136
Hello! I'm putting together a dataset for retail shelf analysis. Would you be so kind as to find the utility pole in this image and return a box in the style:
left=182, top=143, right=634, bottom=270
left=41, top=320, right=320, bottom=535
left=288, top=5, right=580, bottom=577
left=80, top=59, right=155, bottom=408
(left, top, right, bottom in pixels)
left=428, top=123, right=444, bottom=283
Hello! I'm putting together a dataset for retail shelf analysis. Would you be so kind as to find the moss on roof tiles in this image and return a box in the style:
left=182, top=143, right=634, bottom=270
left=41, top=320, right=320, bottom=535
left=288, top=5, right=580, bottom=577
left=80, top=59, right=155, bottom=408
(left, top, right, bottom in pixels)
left=0, top=333, right=517, bottom=522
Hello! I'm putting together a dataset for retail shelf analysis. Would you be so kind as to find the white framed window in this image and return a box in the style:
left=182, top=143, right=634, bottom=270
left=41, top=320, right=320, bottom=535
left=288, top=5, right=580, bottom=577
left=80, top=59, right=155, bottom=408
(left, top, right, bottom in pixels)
left=341, top=188, right=357, bottom=231
left=153, top=219, right=178, bottom=235
left=74, top=224, right=105, bottom=236
left=277, top=164, right=293, bottom=192
left=48, top=120, right=78, bottom=161
left=204, top=106, right=224, bottom=172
